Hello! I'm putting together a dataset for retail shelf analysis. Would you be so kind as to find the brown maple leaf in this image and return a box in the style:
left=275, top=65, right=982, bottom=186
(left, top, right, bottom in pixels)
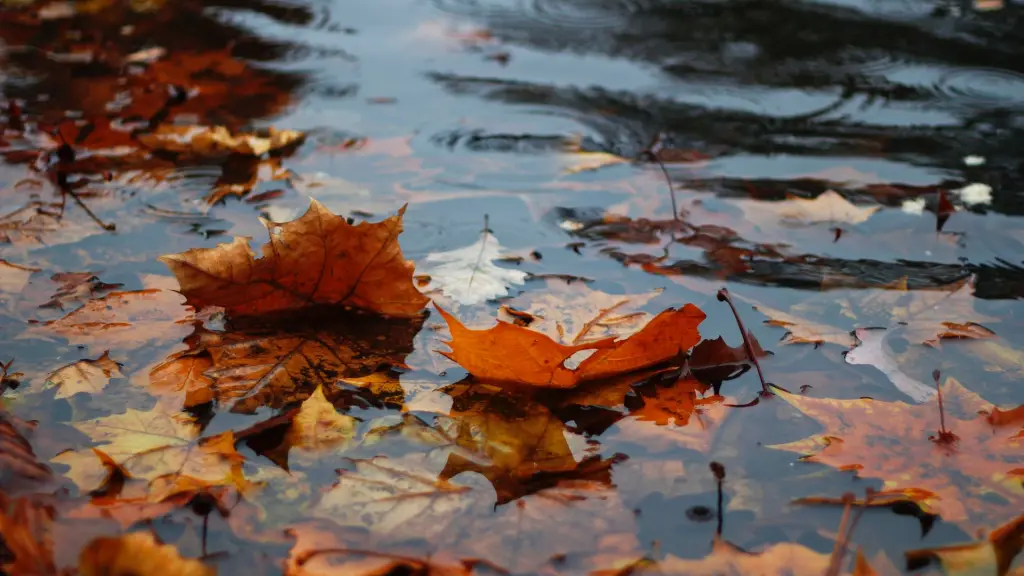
left=435, top=302, right=705, bottom=388
left=23, top=289, right=195, bottom=354
left=160, top=200, right=428, bottom=318
left=770, top=377, right=1024, bottom=529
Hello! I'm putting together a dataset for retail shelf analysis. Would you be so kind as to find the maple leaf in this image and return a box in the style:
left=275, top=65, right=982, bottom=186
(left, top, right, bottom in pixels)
left=771, top=190, right=881, bottom=225
left=144, top=307, right=421, bottom=412
left=313, top=453, right=640, bottom=573
left=419, top=229, right=527, bottom=306
left=22, top=289, right=195, bottom=354
left=748, top=275, right=995, bottom=348
left=51, top=408, right=245, bottom=493
left=905, top=512, right=1024, bottom=576
left=137, top=125, right=304, bottom=158
left=160, top=200, right=428, bottom=318
left=44, top=352, right=123, bottom=399
left=78, top=531, right=213, bottom=576
left=770, top=377, right=1024, bottom=529
left=435, top=303, right=705, bottom=388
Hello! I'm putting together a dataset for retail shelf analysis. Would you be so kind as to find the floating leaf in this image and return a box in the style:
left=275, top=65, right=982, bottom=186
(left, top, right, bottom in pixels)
left=160, top=200, right=428, bottom=318
left=436, top=303, right=705, bottom=388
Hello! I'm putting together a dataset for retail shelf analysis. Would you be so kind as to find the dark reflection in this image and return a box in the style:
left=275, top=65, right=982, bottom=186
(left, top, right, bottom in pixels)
left=428, top=0, right=1024, bottom=219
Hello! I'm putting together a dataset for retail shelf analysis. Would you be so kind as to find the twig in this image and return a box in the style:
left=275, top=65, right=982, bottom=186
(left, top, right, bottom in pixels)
left=710, top=462, right=726, bottom=536
left=826, top=490, right=874, bottom=576
left=467, top=214, right=491, bottom=295
left=642, top=149, right=679, bottom=222
left=716, top=288, right=771, bottom=396
left=572, top=299, right=629, bottom=344
left=930, top=369, right=958, bottom=445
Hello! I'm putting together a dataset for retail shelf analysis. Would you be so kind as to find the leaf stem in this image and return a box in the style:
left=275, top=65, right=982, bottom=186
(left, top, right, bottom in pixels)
left=716, top=288, right=771, bottom=396
left=710, top=462, right=725, bottom=537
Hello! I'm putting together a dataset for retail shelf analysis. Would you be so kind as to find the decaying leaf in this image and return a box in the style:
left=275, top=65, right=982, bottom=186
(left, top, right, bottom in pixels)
left=751, top=301, right=855, bottom=347
left=905, top=513, right=1024, bottom=576
left=0, top=258, right=37, bottom=295
left=45, top=352, right=123, bottom=398
left=771, top=377, right=1024, bottom=528
left=137, top=125, right=304, bottom=157
left=78, top=531, right=213, bottom=576
left=436, top=302, right=705, bottom=388
left=420, top=230, right=528, bottom=306
left=160, top=200, right=428, bottom=318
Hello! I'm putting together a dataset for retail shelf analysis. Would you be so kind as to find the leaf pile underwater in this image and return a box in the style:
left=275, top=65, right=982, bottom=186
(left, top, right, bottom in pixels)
left=2, top=0, right=1024, bottom=574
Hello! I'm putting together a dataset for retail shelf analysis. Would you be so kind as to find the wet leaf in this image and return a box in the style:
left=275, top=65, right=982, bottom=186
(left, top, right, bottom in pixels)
left=771, top=190, right=881, bottom=225
left=436, top=302, right=705, bottom=387
left=78, top=531, right=213, bottom=576
left=52, top=408, right=244, bottom=491
left=771, top=377, right=1024, bottom=528
left=287, top=385, right=356, bottom=455
left=420, top=230, right=528, bottom=306
left=45, top=352, right=123, bottom=399
left=160, top=200, right=428, bottom=318
left=23, top=289, right=195, bottom=353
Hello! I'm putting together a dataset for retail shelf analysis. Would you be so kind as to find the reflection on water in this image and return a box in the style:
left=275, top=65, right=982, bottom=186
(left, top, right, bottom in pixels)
left=2, top=0, right=1023, bottom=572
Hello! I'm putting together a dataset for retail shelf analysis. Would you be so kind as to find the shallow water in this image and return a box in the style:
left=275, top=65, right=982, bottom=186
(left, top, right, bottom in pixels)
left=1, top=0, right=1023, bottom=573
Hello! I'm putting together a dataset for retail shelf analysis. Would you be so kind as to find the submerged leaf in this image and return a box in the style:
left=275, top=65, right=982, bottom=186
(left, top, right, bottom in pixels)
left=45, top=351, right=123, bottom=398
left=771, top=377, right=1024, bottom=528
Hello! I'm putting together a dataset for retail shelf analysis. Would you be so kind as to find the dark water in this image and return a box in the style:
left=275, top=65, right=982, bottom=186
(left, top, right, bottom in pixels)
left=1, top=0, right=1023, bottom=573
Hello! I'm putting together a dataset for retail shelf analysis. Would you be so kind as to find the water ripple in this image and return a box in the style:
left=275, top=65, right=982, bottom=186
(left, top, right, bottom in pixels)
left=432, top=0, right=641, bottom=29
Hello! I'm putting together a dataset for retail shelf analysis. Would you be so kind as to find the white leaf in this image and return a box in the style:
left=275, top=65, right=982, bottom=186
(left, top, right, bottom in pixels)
left=421, top=233, right=528, bottom=306
left=845, top=327, right=935, bottom=403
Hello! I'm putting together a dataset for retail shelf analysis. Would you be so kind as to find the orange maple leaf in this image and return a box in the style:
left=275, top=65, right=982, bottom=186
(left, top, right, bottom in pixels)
left=435, top=303, right=705, bottom=388
left=771, top=377, right=1024, bottom=529
left=160, top=200, right=428, bottom=318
